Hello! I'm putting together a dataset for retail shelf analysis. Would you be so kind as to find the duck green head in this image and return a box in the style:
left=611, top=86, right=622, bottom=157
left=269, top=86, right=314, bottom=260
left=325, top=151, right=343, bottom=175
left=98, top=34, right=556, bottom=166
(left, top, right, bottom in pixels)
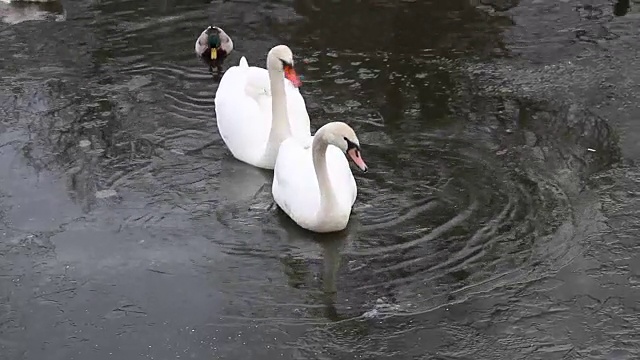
left=206, top=26, right=222, bottom=59
left=208, top=33, right=221, bottom=48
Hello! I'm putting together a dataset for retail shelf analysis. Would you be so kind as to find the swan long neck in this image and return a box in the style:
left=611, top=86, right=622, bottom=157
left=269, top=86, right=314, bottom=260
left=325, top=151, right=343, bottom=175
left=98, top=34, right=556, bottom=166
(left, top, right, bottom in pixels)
left=264, top=62, right=291, bottom=163
left=312, top=130, right=337, bottom=216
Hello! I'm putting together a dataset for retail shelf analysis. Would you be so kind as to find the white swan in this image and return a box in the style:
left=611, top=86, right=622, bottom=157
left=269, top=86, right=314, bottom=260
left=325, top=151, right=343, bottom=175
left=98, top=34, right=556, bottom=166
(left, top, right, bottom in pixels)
left=214, top=45, right=311, bottom=169
left=272, top=122, right=368, bottom=233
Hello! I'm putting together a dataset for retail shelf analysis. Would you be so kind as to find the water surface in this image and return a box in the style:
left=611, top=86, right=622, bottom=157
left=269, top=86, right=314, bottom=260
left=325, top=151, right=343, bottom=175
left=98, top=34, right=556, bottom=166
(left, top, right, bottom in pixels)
left=1, top=0, right=638, bottom=359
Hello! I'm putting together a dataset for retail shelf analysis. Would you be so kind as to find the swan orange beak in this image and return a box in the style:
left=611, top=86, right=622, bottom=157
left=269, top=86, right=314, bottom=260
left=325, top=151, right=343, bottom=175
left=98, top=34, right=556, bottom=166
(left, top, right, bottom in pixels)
left=347, top=148, right=368, bottom=172
left=284, top=65, right=302, bottom=88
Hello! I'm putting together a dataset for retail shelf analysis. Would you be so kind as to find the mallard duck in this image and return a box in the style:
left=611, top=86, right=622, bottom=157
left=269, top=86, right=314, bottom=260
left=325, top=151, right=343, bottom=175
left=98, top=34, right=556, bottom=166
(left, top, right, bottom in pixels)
left=195, top=26, right=234, bottom=76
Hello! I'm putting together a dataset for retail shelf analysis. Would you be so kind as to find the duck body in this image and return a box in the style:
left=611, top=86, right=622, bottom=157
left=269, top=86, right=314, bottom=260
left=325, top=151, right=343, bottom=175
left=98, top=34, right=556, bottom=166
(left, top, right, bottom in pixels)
left=200, top=47, right=229, bottom=73
left=272, top=122, right=368, bottom=233
left=214, top=46, right=311, bottom=169
left=195, top=26, right=233, bottom=75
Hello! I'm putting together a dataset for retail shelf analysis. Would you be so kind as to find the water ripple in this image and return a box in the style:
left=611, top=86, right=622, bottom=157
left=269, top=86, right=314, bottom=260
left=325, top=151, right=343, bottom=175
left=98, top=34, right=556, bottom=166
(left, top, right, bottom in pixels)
left=0, top=1, right=626, bottom=358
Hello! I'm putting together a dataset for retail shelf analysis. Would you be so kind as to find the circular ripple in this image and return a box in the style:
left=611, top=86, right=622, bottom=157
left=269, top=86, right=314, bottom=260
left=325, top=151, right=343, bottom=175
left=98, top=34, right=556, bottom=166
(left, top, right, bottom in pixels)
left=211, top=127, right=571, bottom=324
left=203, top=51, right=591, bottom=329
left=1, top=2, right=623, bottom=359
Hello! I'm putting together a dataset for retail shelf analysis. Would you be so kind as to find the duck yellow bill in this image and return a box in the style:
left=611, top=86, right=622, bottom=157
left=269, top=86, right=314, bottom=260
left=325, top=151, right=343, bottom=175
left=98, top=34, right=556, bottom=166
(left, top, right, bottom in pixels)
left=211, top=48, right=217, bottom=60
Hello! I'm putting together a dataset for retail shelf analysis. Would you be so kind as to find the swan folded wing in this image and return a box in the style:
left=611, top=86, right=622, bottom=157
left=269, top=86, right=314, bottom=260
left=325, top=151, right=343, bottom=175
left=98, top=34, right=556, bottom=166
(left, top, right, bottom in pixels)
left=243, top=67, right=269, bottom=98
left=216, top=64, right=268, bottom=119
left=273, top=138, right=321, bottom=218
left=244, top=80, right=270, bottom=100
left=298, top=135, right=313, bottom=149
left=215, top=94, right=266, bottom=150
left=215, top=67, right=271, bottom=162
left=244, top=67, right=272, bottom=97
left=216, top=62, right=248, bottom=90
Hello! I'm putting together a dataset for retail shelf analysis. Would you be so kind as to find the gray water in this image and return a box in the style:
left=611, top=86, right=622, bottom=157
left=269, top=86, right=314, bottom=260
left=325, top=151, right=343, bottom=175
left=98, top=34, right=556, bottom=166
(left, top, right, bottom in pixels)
left=1, top=0, right=640, bottom=359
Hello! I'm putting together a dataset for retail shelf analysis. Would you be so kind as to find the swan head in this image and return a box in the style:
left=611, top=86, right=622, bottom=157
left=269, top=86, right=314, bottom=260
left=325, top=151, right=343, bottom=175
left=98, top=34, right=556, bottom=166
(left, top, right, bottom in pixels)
left=322, top=122, right=368, bottom=172
left=267, top=45, right=302, bottom=87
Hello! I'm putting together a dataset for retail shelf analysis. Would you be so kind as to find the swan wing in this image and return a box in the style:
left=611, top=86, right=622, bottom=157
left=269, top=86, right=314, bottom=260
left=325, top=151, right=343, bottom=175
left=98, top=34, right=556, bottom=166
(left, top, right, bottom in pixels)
left=272, top=136, right=320, bottom=225
left=214, top=57, right=270, bottom=166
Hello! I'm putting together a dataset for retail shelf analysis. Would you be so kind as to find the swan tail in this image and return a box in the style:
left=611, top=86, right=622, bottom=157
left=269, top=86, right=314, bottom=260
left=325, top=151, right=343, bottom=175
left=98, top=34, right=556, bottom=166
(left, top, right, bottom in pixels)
left=239, top=56, right=249, bottom=68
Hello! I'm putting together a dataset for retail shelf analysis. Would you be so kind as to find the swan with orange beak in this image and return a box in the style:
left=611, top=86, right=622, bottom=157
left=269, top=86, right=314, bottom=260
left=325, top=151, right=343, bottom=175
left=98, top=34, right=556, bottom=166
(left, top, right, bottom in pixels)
left=214, top=45, right=312, bottom=169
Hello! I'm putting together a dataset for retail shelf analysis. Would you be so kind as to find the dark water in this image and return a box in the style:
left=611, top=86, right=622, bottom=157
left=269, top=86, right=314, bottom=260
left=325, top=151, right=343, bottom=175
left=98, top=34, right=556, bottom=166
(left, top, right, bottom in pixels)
left=1, top=0, right=639, bottom=359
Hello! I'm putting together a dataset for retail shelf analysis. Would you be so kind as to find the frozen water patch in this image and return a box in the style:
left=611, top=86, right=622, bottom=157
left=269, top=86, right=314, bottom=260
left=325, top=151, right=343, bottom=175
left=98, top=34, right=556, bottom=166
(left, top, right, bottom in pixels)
left=0, top=0, right=65, bottom=25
